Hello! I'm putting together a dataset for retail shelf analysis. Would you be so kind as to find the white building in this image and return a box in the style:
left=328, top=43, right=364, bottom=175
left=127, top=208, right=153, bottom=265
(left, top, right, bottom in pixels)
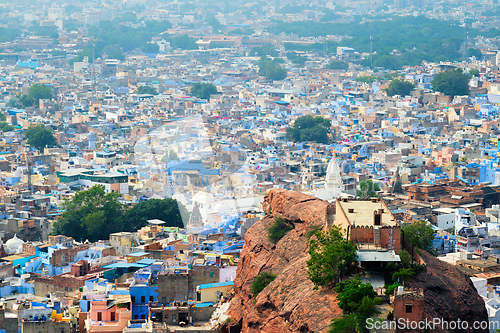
left=313, top=157, right=345, bottom=201
left=157, top=40, right=171, bottom=53
left=48, top=6, right=64, bottom=20
left=483, top=296, right=500, bottom=333
left=432, top=207, right=455, bottom=230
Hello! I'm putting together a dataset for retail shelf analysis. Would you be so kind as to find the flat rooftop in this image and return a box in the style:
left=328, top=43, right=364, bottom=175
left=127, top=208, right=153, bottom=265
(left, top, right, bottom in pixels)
left=338, top=200, right=397, bottom=227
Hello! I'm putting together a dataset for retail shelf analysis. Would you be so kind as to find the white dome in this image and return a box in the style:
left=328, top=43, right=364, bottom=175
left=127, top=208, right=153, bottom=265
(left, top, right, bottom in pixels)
left=213, top=202, right=230, bottom=213
left=5, top=235, right=24, bottom=254
left=172, top=192, right=188, bottom=206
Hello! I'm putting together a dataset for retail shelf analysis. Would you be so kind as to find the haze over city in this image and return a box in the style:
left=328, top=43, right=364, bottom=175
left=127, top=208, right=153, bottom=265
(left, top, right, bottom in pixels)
left=0, top=0, right=499, bottom=332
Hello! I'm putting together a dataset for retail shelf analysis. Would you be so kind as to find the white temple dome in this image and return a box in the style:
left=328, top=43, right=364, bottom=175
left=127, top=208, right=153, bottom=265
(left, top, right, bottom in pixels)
left=213, top=202, right=230, bottom=213
left=313, top=157, right=344, bottom=201
left=5, top=235, right=24, bottom=254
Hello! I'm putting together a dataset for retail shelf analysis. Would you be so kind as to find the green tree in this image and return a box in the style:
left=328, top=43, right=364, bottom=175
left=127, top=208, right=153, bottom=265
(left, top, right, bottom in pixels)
left=335, top=278, right=378, bottom=315
left=469, top=69, right=480, bottom=77
left=28, top=84, right=53, bottom=108
left=268, top=216, right=294, bottom=244
left=102, top=44, right=124, bottom=60
left=114, top=11, right=137, bottom=23
left=385, top=79, right=415, bottom=97
left=306, top=225, right=358, bottom=289
left=170, top=34, right=198, bottom=50
left=258, top=56, right=287, bottom=81
left=0, top=122, right=14, bottom=132
left=399, top=249, right=411, bottom=268
left=25, top=124, right=58, bottom=151
left=190, top=83, right=218, bottom=100
left=327, top=60, right=349, bottom=70
left=286, top=51, right=307, bottom=66
left=467, top=48, right=482, bottom=59
left=330, top=277, right=381, bottom=333
left=51, top=185, right=124, bottom=242
left=392, top=268, right=415, bottom=284
left=137, top=85, right=158, bottom=95
left=206, top=15, right=225, bottom=33
left=286, top=115, right=331, bottom=144
left=401, top=220, right=435, bottom=254
left=329, top=314, right=360, bottom=333
left=121, top=198, right=188, bottom=231
left=431, top=68, right=470, bottom=98
left=8, top=98, right=20, bottom=108
left=356, top=179, right=380, bottom=199
left=372, top=55, right=401, bottom=70
left=385, top=282, right=401, bottom=295
left=250, top=272, right=277, bottom=298
left=161, top=150, right=180, bottom=163
left=249, top=45, right=279, bottom=57
left=19, top=95, right=34, bottom=108
left=142, top=42, right=160, bottom=53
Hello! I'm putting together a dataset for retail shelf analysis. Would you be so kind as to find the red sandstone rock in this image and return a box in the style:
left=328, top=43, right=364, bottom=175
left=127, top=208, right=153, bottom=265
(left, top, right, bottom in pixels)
left=408, top=250, right=489, bottom=333
left=224, top=189, right=341, bottom=333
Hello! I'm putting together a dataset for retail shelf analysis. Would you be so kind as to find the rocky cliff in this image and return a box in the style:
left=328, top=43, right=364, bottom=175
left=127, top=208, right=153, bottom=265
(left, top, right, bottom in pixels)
left=223, top=189, right=341, bottom=333
left=408, top=250, right=489, bottom=332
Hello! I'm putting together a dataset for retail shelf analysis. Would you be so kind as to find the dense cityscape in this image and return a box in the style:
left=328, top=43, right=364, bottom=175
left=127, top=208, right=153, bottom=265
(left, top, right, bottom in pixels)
left=0, top=0, right=500, bottom=332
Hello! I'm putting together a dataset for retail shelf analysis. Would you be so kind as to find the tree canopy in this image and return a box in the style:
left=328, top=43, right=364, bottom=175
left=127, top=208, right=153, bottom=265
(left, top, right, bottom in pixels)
left=137, top=85, right=158, bottom=95
left=52, top=188, right=188, bottom=242
left=122, top=198, right=188, bottom=231
left=26, top=84, right=53, bottom=108
left=335, top=278, right=378, bottom=315
left=0, top=122, right=14, bottom=132
left=330, top=277, right=381, bottom=333
left=168, top=34, right=199, bottom=50
left=286, top=115, right=331, bottom=144
left=385, top=79, right=415, bottom=97
left=51, top=185, right=124, bottom=243
left=467, top=48, right=482, bottom=59
left=258, top=56, right=287, bottom=81
left=286, top=51, right=307, bottom=66
left=431, top=68, right=470, bottom=98
left=142, top=42, right=160, bottom=53
left=357, top=179, right=380, bottom=199
left=191, top=83, right=218, bottom=100
left=269, top=16, right=487, bottom=66
left=469, top=69, right=480, bottom=77
left=161, top=150, right=180, bottom=163
left=326, top=60, right=349, bottom=70
left=249, top=45, right=279, bottom=57
left=69, top=19, right=174, bottom=64
left=25, top=124, right=58, bottom=151
left=401, top=220, right=436, bottom=254
left=306, top=225, right=358, bottom=289
left=102, top=44, right=124, bottom=60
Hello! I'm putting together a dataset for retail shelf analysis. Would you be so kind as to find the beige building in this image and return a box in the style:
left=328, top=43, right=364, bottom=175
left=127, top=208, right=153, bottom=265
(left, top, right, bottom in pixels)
left=196, top=281, right=234, bottom=303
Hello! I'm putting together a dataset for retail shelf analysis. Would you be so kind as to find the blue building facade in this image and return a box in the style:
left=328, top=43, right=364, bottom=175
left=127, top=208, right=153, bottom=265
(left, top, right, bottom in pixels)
left=130, top=285, right=159, bottom=320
